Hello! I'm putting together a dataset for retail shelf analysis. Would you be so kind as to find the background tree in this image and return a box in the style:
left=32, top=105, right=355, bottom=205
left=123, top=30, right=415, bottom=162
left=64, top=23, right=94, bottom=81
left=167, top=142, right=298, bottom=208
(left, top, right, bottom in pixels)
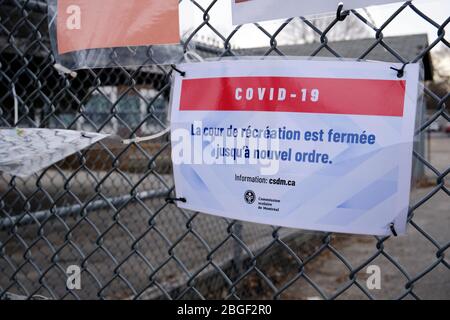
left=280, top=13, right=373, bottom=44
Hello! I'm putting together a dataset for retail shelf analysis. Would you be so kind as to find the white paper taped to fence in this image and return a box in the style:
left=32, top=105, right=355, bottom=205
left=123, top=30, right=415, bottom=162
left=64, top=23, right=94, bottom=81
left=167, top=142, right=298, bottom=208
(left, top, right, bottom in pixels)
left=170, top=59, right=420, bottom=236
left=232, top=0, right=403, bottom=25
left=0, top=128, right=108, bottom=177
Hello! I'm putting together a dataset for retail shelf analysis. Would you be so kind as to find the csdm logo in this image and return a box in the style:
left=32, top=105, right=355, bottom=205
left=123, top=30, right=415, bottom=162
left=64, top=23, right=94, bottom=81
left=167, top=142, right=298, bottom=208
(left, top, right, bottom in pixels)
left=244, top=190, right=256, bottom=204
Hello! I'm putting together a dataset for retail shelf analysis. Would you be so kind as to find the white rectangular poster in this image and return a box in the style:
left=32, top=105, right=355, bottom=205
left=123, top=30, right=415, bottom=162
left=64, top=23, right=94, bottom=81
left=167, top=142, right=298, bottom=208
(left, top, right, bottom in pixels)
left=232, top=0, right=403, bottom=25
left=170, top=59, right=420, bottom=235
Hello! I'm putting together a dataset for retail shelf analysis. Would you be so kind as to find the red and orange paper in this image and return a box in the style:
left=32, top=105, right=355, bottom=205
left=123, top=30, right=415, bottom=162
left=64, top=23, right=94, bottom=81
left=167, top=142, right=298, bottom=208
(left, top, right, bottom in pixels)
left=57, top=0, right=180, bottom=54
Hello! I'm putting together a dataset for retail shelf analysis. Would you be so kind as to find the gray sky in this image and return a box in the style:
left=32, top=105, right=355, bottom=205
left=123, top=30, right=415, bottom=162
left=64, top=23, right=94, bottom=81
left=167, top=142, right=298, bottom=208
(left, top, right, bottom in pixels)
left=179, top=0, right=450, bottom=48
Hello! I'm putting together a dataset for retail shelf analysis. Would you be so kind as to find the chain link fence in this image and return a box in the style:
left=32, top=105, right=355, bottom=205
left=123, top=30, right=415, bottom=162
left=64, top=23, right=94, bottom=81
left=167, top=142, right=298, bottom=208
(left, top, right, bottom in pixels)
left=0, top=0, right=448, bottom=300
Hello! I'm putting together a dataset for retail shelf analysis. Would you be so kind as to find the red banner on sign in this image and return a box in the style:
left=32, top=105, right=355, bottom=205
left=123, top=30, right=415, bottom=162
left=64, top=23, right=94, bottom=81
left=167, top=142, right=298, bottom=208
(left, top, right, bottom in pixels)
left=180, top=77, right=406, bottom=117
left=57, top=0, right=180, bottom=54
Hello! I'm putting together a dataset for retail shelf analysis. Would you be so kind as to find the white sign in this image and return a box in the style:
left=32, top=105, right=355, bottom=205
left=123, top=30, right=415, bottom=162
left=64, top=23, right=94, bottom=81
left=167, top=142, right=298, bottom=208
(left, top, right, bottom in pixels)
left=170, top=59, right=420, bottom=235
left=232, top=0, right=403, bottom=25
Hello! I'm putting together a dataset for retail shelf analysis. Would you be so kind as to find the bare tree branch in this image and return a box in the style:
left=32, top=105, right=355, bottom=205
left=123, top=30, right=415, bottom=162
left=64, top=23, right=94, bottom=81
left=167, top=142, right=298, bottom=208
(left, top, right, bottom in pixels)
left=281, top=14, right=372, bottom=44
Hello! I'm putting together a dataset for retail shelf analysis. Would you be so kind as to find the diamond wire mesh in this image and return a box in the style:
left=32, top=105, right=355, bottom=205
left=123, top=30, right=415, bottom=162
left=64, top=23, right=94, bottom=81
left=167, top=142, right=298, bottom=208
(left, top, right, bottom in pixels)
left=0, top=0, right=448, bottom=300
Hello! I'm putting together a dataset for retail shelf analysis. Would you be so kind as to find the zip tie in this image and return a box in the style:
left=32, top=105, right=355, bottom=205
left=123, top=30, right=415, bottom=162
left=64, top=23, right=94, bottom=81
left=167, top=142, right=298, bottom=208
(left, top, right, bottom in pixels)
left=336, top=2, right=349, bottom=21
left=170, top=65, right=186, bottom=77
left=122, top=127, right=170, bottom=145
left=389, top=222, right=398, bottom=237
left=169, top=51, right=204, bottom=78
left=390, top=62, right=409, bottom=78
left=54, top=63, right=78, bottom=78
left=80, top=132, right=96, bottom=139
left=165, top=197, right=187, bottom=204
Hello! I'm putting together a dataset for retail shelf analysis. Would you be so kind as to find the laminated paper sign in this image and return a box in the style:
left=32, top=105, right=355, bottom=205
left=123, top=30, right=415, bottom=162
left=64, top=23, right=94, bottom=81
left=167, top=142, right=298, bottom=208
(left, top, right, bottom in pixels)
left=232, top=0, right=402, bottom=25
left=57, top=0, right=180, bottom=54
left=170, top=59, right=420, bottom=236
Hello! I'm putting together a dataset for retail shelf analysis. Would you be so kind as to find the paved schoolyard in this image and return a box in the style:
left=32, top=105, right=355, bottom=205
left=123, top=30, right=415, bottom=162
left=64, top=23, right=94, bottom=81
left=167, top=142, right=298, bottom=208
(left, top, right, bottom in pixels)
left=1, top=133, right=447, bottom=299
